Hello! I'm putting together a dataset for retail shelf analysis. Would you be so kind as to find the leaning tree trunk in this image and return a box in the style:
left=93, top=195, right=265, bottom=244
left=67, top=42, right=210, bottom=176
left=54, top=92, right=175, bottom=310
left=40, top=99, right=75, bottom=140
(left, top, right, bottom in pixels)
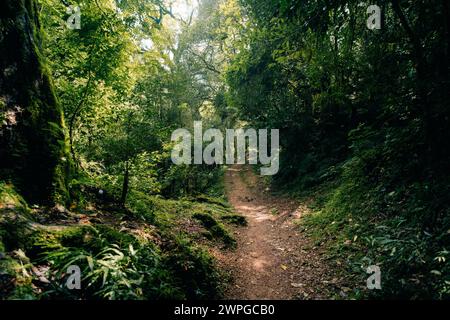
left=120, top=161, right=130, bottom=207
left=0, top=0, right=71, bottom=204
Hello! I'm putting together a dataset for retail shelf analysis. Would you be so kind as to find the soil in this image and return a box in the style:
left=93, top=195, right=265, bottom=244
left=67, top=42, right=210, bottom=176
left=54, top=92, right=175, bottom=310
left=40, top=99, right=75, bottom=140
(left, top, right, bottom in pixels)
left=219, top=165, right=343, bottom=300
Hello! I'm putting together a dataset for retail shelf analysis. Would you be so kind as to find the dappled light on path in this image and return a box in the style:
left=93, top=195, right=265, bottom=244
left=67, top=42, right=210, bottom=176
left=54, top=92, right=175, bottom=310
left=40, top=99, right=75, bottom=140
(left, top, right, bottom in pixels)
left=218, top=165, right=341, bottom=300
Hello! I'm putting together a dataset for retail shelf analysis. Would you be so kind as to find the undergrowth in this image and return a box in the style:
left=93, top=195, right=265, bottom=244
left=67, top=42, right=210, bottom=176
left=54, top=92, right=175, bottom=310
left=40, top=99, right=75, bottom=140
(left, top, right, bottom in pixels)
left=295, top=155, right=450, bottom=299
left=0, top=170, right=245, bottom=300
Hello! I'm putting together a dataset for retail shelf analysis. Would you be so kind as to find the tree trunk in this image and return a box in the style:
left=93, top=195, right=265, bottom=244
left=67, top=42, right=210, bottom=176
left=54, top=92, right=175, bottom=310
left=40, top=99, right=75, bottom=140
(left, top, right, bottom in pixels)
left=0, top=0, right=71, bottom=204
left=120, top=162, right=130, bottom=207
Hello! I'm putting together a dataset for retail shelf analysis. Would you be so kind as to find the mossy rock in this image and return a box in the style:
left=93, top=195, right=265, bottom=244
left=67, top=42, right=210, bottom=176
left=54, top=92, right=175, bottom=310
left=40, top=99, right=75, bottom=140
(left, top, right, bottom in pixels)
left=194, top=195, right=230, bottom=208
left=0, top=248, right=36, bottom=299
left=0, top=210, right=35, bottom=252
left=193, top=212, right=236, bottom=247
left=0, top=183, right=29, bottom=211
left=55, top=225, right=136, bottom=253
left=221, top=214, right=247, bottom=226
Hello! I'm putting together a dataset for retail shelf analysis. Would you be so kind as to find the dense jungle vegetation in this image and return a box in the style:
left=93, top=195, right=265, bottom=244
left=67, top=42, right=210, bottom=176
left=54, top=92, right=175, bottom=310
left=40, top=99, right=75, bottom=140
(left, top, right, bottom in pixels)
left=1, top=0, right=449, bottom=300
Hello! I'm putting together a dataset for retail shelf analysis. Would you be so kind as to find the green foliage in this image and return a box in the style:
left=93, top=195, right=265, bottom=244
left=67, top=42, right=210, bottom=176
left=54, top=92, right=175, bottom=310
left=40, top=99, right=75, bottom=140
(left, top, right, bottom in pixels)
left=163, top=236, right=222, bottom=299
left=1, top=168, right=235, bottom=300
left=161, top=164, right=226, bottom=198
left=1, top=0, right=240, bottom=302
left=2, top=0, right=449, bottom=301
left=40, top=243, right=166, bottom=300
left=0, top=248, right=36, bottom=300
left=226, top=0, right=450, bottom=299
left=303, top=154, right=450, bottom=299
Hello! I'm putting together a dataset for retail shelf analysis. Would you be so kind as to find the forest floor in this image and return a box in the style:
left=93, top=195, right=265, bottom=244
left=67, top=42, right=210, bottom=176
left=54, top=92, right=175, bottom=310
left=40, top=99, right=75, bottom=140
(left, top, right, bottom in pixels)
left=216, top=165, right=344, bottom=300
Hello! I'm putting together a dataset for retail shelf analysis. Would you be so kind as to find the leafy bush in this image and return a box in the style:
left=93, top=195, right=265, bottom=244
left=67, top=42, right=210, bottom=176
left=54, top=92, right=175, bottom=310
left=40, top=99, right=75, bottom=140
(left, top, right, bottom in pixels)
left=40, top=243, right=166, bottom=300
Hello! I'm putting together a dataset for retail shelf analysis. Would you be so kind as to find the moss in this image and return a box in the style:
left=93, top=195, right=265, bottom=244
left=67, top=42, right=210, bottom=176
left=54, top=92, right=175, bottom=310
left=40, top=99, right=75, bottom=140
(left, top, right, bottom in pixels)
left=0, top=218, right=34, bottom=252
left=23, top=224, right=138, bottom=263
left=0, top=0, right=72, bottom=205
left=0, top=183, right=30, bottom=212
left=163, top=236, right=222, bottom=299
left=194, top=194, right=230, bottom=208
left=193, top=212, right=236, bottom=247
left=54, top=225, right=136, bottom=253
left=55, top=226, right=99, bottom=250
left=92, top=224, right=137, bottom=247
left=221, top=214, right=247, bottom=226
left=0, top=249, right=36, bottom=300
left=0, top=206, right=35, bottom=253
left=0, top=173, right=234, bottom=300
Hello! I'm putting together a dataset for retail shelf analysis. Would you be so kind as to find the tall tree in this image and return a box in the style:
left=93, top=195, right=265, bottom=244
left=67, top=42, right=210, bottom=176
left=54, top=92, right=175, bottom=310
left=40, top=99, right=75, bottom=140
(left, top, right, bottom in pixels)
left=0, top=0, right=70, bottom=204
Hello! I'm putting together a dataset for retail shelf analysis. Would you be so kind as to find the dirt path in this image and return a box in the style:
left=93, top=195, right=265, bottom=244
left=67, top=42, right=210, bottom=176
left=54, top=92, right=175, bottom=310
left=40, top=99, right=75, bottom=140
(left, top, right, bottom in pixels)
left=219, top=165, right=340, bottom=300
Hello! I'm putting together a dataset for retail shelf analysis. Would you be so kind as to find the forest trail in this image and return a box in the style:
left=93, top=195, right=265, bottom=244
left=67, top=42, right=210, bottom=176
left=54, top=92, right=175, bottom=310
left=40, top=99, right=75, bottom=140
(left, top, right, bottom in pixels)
left=219, top=165, right=339, bottom=300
